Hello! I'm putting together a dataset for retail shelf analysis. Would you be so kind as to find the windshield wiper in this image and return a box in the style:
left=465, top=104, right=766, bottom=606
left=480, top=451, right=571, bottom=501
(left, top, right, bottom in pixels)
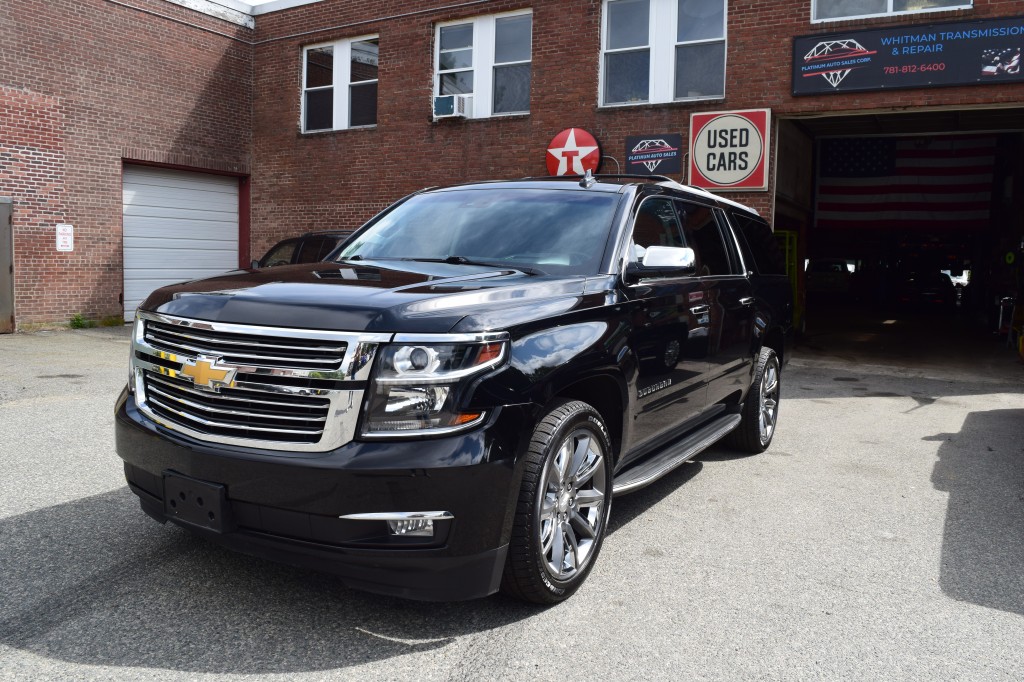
left=444, top=256, right=546, bottom=276
left=398, top=256, right=545, bottom=276
left=337, top=255, right=407, bottom=263
left=339, top=255, right=545, bottom=275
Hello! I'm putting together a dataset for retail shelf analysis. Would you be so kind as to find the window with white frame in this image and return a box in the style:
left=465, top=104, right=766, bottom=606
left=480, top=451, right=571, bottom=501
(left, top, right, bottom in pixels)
left=302, top=36, right=379, bottom=132
left=435, top=11, right=532, bottom=118
left=812, top=0, right=970, bottom=22
left=602, top=0, right=726, bottom=106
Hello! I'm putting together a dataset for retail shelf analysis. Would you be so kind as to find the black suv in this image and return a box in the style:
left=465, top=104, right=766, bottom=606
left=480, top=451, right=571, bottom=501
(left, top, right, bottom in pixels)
left=116, top=175, right=792, bottom=604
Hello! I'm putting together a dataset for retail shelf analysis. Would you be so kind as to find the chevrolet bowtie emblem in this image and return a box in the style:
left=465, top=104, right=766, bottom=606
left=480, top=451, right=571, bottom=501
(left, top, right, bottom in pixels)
left=181, top=355, right=237, bottom=392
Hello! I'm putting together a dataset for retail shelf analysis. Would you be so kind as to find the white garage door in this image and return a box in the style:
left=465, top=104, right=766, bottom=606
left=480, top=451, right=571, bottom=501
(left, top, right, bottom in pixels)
left=122, top=166, right=239, bottom=321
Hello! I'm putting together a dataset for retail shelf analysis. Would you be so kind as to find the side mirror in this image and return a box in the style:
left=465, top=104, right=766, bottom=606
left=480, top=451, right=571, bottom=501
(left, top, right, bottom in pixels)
left=250, top=259, right=260, bottom=270
left=625, top=246, right=696, bottom=283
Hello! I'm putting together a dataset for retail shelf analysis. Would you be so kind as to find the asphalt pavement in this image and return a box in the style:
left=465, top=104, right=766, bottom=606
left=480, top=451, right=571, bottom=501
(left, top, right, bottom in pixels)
left=1, top=324, right=1023, bottom=680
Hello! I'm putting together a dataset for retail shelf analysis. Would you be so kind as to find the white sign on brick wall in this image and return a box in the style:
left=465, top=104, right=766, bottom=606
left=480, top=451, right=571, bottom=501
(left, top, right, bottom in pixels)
left=56, top=223, right=74, bottom=252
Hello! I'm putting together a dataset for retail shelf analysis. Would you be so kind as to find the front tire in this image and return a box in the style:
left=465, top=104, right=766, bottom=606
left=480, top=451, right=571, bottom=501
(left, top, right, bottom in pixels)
left=726, top=347, right=781, bottom=454
left=501, top=400, right=613, bottom=604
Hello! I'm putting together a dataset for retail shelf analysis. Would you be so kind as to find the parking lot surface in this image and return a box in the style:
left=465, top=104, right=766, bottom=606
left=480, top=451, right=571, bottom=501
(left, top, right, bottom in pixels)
left=2, top=326, right=1023, bottom=680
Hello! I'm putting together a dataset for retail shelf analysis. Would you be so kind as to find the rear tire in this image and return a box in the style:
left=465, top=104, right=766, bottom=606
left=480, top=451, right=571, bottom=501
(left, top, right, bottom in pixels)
left=726, top=347, right=780, bottom=454
left=501, top=400, right=613, bottom=604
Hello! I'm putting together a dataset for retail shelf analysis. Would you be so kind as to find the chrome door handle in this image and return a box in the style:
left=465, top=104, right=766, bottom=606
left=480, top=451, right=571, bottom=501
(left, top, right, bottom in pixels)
left=739, top=297, right=755, bottom=307
left=690, top=304, right=710, bottom=315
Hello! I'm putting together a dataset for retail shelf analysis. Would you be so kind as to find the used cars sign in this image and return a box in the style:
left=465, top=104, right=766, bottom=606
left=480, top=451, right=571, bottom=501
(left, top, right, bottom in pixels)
left=688, top=109, right=771, bottom=191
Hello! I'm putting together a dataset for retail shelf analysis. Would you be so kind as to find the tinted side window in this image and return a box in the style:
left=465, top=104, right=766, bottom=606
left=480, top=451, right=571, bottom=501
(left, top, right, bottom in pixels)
left=296, top=238, right=323, bottom=264
left=316, top=236, right=345, bottom=260
left=630, top=198, right=684, bottom=261
left=732, top=213, right=786, bottom=275
left=297, top=236, right=341, bottom=263
left=677, top=201, right=731, bottom=275
left=261, top=239, right=299, bottom=267
left=714, top=209, right=745, bottom=274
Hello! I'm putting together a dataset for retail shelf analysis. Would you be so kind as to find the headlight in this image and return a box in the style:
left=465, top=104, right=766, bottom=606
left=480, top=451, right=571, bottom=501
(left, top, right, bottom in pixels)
left=128, top=313, right=142, bottom=393
left=362, top=336, right=507, bottom=436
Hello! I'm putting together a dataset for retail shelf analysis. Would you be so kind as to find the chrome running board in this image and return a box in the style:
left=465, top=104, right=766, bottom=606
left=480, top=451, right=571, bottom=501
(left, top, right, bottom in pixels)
left=612, top=414, right=741, bottom=495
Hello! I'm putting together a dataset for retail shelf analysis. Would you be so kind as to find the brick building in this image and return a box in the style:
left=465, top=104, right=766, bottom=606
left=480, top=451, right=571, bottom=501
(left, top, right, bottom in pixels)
left=2, top=0, right=1023, bottom=330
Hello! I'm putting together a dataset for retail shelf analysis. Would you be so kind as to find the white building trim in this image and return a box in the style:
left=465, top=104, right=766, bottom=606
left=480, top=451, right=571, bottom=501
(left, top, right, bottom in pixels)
left=160, top=0, right=324, bottom=27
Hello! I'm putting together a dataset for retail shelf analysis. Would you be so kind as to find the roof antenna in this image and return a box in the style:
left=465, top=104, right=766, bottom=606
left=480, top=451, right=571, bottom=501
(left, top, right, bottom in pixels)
left=579, top=169, right=596, bottom=188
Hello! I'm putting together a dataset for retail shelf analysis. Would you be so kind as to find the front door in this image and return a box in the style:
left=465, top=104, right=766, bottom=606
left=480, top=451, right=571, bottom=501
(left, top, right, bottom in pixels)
left=0, top=201, right=12, bottom=333
left=623, top=197, right=710, bottom=460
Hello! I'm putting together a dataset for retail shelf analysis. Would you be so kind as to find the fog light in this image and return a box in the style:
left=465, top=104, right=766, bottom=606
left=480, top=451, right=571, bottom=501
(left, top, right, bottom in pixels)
left=388, top=519, right=434, bottom=537
left=339, top=511, right=454, bottom=539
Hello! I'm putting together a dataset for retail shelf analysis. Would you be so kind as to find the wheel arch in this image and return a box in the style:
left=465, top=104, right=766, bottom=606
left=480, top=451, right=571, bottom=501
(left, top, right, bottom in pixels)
left=550, top=374, right=626, bottom=466
left=762, top=326, right=786, bottom=365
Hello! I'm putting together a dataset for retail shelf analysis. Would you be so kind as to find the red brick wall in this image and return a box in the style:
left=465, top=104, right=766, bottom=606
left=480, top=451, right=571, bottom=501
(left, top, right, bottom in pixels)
left=1, top=0, right=252, bottom=326
left=0, top=87, right=68, bottom=319
left=4, top=0, right=1023, bottom=324
left=250, top=0, right=1024, bottom=252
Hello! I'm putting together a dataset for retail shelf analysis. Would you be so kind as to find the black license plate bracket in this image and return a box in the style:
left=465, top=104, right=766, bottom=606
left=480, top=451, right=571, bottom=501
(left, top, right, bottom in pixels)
left=163, top=471, right=232, bottom=533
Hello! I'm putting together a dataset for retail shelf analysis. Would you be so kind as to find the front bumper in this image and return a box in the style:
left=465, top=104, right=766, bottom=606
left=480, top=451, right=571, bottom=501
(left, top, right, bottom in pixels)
left=115, top=389, right=529, bottom=601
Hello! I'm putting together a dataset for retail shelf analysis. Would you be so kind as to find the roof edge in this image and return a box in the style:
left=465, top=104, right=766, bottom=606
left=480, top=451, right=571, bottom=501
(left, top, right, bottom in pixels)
left=162, top=0, right=254, bottom=27
left=248, top=0, right=323, bottom=16
left=161, top=0, right=323, bottom=26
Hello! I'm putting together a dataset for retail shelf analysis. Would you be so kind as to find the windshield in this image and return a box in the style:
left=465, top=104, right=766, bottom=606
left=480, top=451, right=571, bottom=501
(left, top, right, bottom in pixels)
left=335, top=188, right=620, bottom=275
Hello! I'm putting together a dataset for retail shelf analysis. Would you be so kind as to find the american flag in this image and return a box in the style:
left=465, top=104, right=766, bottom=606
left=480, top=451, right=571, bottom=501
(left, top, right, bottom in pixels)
left=815, top=135, right=995, bottom=230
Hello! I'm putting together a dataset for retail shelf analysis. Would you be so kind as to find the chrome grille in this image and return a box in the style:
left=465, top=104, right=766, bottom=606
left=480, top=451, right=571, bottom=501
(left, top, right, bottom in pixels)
left=144, top=373, right=329, bottom=443
left=130, top=312, right=391, bottom=452
left=145, top=319, right=347, bottom=371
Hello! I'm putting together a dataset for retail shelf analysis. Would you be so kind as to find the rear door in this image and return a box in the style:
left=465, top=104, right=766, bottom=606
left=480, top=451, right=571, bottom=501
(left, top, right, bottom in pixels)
left=684, top=206, right=754, bottom=407
left=622, top=197, right=710, bottom=457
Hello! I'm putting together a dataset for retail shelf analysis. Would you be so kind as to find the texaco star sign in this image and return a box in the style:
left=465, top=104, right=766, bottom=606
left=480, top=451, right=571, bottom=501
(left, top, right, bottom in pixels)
left=546, top=128, right=601, bottom=176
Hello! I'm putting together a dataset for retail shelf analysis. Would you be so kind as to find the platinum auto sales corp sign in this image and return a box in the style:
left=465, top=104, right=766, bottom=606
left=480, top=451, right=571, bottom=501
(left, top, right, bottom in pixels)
left=688, top=109, right=771, bottom=191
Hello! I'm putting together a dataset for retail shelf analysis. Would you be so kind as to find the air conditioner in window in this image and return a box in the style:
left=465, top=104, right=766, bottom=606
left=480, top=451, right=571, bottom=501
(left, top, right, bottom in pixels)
left=433, top=94, right=470, bottom=120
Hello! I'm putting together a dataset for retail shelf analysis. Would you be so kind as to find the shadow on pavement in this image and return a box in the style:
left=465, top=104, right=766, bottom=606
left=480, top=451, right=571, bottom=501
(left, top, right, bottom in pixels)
left=0, top=488, right=539, bottom=674
left=928, top=409, right=1024, bottom=616
left=0, top=461, right=706, bottom=674
left=608, top=460, right=703, bottom=533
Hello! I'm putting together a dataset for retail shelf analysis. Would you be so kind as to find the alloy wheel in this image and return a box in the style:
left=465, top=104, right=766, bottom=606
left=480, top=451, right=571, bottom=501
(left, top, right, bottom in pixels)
left=759, top=357, right=780, bottom=445
left=537, top=427, right=607, bottom=581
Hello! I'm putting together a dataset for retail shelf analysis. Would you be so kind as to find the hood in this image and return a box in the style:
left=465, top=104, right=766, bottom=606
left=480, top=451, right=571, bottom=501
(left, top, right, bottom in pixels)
left=141, top=260, right=599, bottom=333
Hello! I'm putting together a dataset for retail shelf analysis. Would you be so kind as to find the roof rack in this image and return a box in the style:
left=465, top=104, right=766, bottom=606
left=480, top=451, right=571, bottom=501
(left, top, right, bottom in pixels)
left=507, top=174, right=760, bottom=215
left=519, top=173, right=676, bottom=183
